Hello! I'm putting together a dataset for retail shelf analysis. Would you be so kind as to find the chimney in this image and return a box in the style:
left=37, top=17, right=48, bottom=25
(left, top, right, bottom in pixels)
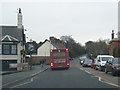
left=50, top=37, right=55, bottom=43
left=111, top=30, right=114, bottom=39
left=17, top=8, right=23, bottom=28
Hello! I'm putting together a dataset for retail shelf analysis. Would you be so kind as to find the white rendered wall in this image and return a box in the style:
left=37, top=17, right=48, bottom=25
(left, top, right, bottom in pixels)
left=37, top=41, right=56, bottom=56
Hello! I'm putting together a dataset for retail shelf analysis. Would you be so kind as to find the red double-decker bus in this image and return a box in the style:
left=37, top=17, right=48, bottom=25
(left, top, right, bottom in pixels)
left=50, top=48, right=70, bottom=69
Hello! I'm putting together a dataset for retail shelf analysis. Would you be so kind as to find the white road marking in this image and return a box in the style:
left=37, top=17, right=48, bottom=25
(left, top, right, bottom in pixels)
left=31, top=78, right=33, bottom=82
left=99, top=77, right=101, bottom=81
left=91, top=75, right=120, bottom=87
left=11, top=80, right=32, bottom=88
left=2, top=68, right=47, bottom=87
left=11, top=78, right=34, bottom=88
left=79, top=68, right=83, bottom=71
left=2, top=79, right=22, bottom=87
left=84, top=70, right=92, bottom=74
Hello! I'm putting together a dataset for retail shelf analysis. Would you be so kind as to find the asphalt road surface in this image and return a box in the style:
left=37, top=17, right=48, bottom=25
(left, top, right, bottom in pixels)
left=11, top=59, right=119, bottom=88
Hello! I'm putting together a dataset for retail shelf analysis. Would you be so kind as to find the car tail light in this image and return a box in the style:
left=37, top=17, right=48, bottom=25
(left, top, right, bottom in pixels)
left=67, top=63, right=70, bottom=66
left=51, top=63, right=53, bottom=66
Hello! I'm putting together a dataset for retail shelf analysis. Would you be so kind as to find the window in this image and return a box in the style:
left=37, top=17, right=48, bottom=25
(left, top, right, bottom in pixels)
left=11, top=45, right=17, bottom=54
left=3, top=45, right=10, bottom=55
left=2, top=44, right=17, bottom=55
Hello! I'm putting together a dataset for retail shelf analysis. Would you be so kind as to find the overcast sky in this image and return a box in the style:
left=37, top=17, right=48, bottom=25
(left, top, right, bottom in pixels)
left=0, top=0, right=119, bottom=45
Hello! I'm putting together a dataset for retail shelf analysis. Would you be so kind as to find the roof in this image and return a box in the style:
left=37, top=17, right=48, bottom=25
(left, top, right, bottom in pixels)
left=37, top=39, right=60, bottom=49
left=51, top=42, right=60, bottom=48
left=97, top=55, right=114, bottom=58
left=2, top=35, right=19, bottom=42
left=0, top=26, right=24, bottom=42
left=109, top=38, right=120, bottom=43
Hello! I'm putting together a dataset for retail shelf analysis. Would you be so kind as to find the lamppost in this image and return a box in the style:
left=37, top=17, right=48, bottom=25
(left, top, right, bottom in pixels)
left=28, top=42, right=34, bottom=70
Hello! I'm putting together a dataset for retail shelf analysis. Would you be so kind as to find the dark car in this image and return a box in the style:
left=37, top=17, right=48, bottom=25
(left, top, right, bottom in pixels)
left=105, top=58, right=120, bottom=76
left=82, top=58, right=92, bottom=67
left=69, top=58, right=73, bottom=60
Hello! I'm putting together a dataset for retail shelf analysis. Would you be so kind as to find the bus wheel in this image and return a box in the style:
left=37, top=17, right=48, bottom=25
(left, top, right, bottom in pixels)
left=51, top=68, right=54, bottom=70
left=66, top=67, right=69, bottom=70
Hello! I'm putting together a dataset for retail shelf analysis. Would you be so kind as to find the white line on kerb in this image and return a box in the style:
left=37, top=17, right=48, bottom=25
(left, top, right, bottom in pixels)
left=80, top=68, right=83, bottom=70
left=100, top=79, right=120, bottom=88
left=91, top=76, right=120, bottom=87
left=2, top=69, right=46, bottom=87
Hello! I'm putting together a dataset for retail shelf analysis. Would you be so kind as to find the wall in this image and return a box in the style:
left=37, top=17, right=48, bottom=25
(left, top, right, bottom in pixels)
left=37, top=41, right=56, bottom=56
left=109, top=39, right=120, bottom=57
left=25, top=56, right=50, bottom=65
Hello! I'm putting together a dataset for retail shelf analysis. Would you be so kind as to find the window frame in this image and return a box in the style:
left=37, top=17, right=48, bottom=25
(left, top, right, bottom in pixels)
left=2, top=44, right=17, bottom=55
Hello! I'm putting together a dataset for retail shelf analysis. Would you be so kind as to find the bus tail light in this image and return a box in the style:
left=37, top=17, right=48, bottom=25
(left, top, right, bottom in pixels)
left=66, top=48, right=68, bottom=51
left=50, top=49, right=52, bottom=53
left=51, top=63, right=53, bottom=67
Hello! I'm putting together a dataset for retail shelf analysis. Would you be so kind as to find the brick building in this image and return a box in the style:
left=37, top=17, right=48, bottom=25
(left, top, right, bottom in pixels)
left=109, top=30, right=120, bottom=57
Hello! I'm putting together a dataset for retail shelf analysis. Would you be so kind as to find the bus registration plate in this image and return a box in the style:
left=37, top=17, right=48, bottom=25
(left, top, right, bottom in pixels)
left=58, top=66, right=62, bottom=67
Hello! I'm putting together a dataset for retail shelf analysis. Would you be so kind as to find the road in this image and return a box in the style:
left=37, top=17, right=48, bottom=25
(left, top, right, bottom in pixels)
left=10, top=58, right=119, bottom=88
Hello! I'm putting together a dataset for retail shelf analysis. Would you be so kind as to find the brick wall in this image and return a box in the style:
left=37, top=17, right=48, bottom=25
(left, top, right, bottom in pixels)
left=25, top=56, right=50, bottom=65
left=109, top=39, right=120, bottom=57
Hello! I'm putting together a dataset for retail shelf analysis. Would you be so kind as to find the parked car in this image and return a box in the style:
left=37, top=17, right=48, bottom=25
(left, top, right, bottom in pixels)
left=91, top=58, right=97, bottom=69
left=80, top=60, right=84, bottom=65
left=79, top=57, right=86, bottom=65
left=82, top=58, right=92, bottom=67
left=69, top=58, right=73, bottom=60
left=95, top=55, right=114, bottom=71
left=105, top=58, right=120, bottom=76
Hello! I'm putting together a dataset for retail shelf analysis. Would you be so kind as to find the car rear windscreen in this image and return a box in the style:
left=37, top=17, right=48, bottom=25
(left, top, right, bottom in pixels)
left=101, top=57, right=113, bottom=61
left=113, top=58, right=120, bottom=64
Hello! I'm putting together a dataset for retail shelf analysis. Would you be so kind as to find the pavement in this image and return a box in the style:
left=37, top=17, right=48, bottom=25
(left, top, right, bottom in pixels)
left=1, top=64, right=49, bottom=88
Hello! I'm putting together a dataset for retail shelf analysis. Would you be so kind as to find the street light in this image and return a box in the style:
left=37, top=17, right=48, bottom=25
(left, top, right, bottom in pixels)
left=28, top=42, right=34, bottom=70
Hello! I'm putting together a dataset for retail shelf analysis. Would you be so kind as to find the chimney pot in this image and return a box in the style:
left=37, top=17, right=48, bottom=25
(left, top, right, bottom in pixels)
left=111, top=30, right=114, bottom=39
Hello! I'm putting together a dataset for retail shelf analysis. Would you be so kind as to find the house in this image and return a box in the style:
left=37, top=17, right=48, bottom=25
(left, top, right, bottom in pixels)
left=25, top=36, right=66, bottom=65
left=37, top=39, right=58, bottom=56
left=0, top=8, right=26, bottom=71
left=26, top=39, right=58, bottom=65
left=25, top=39, right=60, bottom=65
left=109, top=30, right=120, bottom=57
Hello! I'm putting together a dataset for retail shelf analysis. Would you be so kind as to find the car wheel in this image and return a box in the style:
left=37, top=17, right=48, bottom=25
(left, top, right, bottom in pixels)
left=102, top=67, right=105, bottom=72
left=112, top=69, right=116, bottom=76
left=98, top=66, right=102, bottom=71
left=51, top=68, right=54, bottom=70
left=99, top=66, right=103, bottom=71
left=95, top=66, right=98, bottom=70
left=105, top=68, right=108, bottom=73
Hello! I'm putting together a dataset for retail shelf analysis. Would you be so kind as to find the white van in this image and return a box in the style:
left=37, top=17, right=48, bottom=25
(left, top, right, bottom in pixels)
left=96, top=55, right=114, bottom=71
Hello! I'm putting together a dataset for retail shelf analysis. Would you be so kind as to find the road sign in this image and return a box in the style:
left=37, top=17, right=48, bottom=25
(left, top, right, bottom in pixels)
left=28, top=44, right=34, bottom=52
